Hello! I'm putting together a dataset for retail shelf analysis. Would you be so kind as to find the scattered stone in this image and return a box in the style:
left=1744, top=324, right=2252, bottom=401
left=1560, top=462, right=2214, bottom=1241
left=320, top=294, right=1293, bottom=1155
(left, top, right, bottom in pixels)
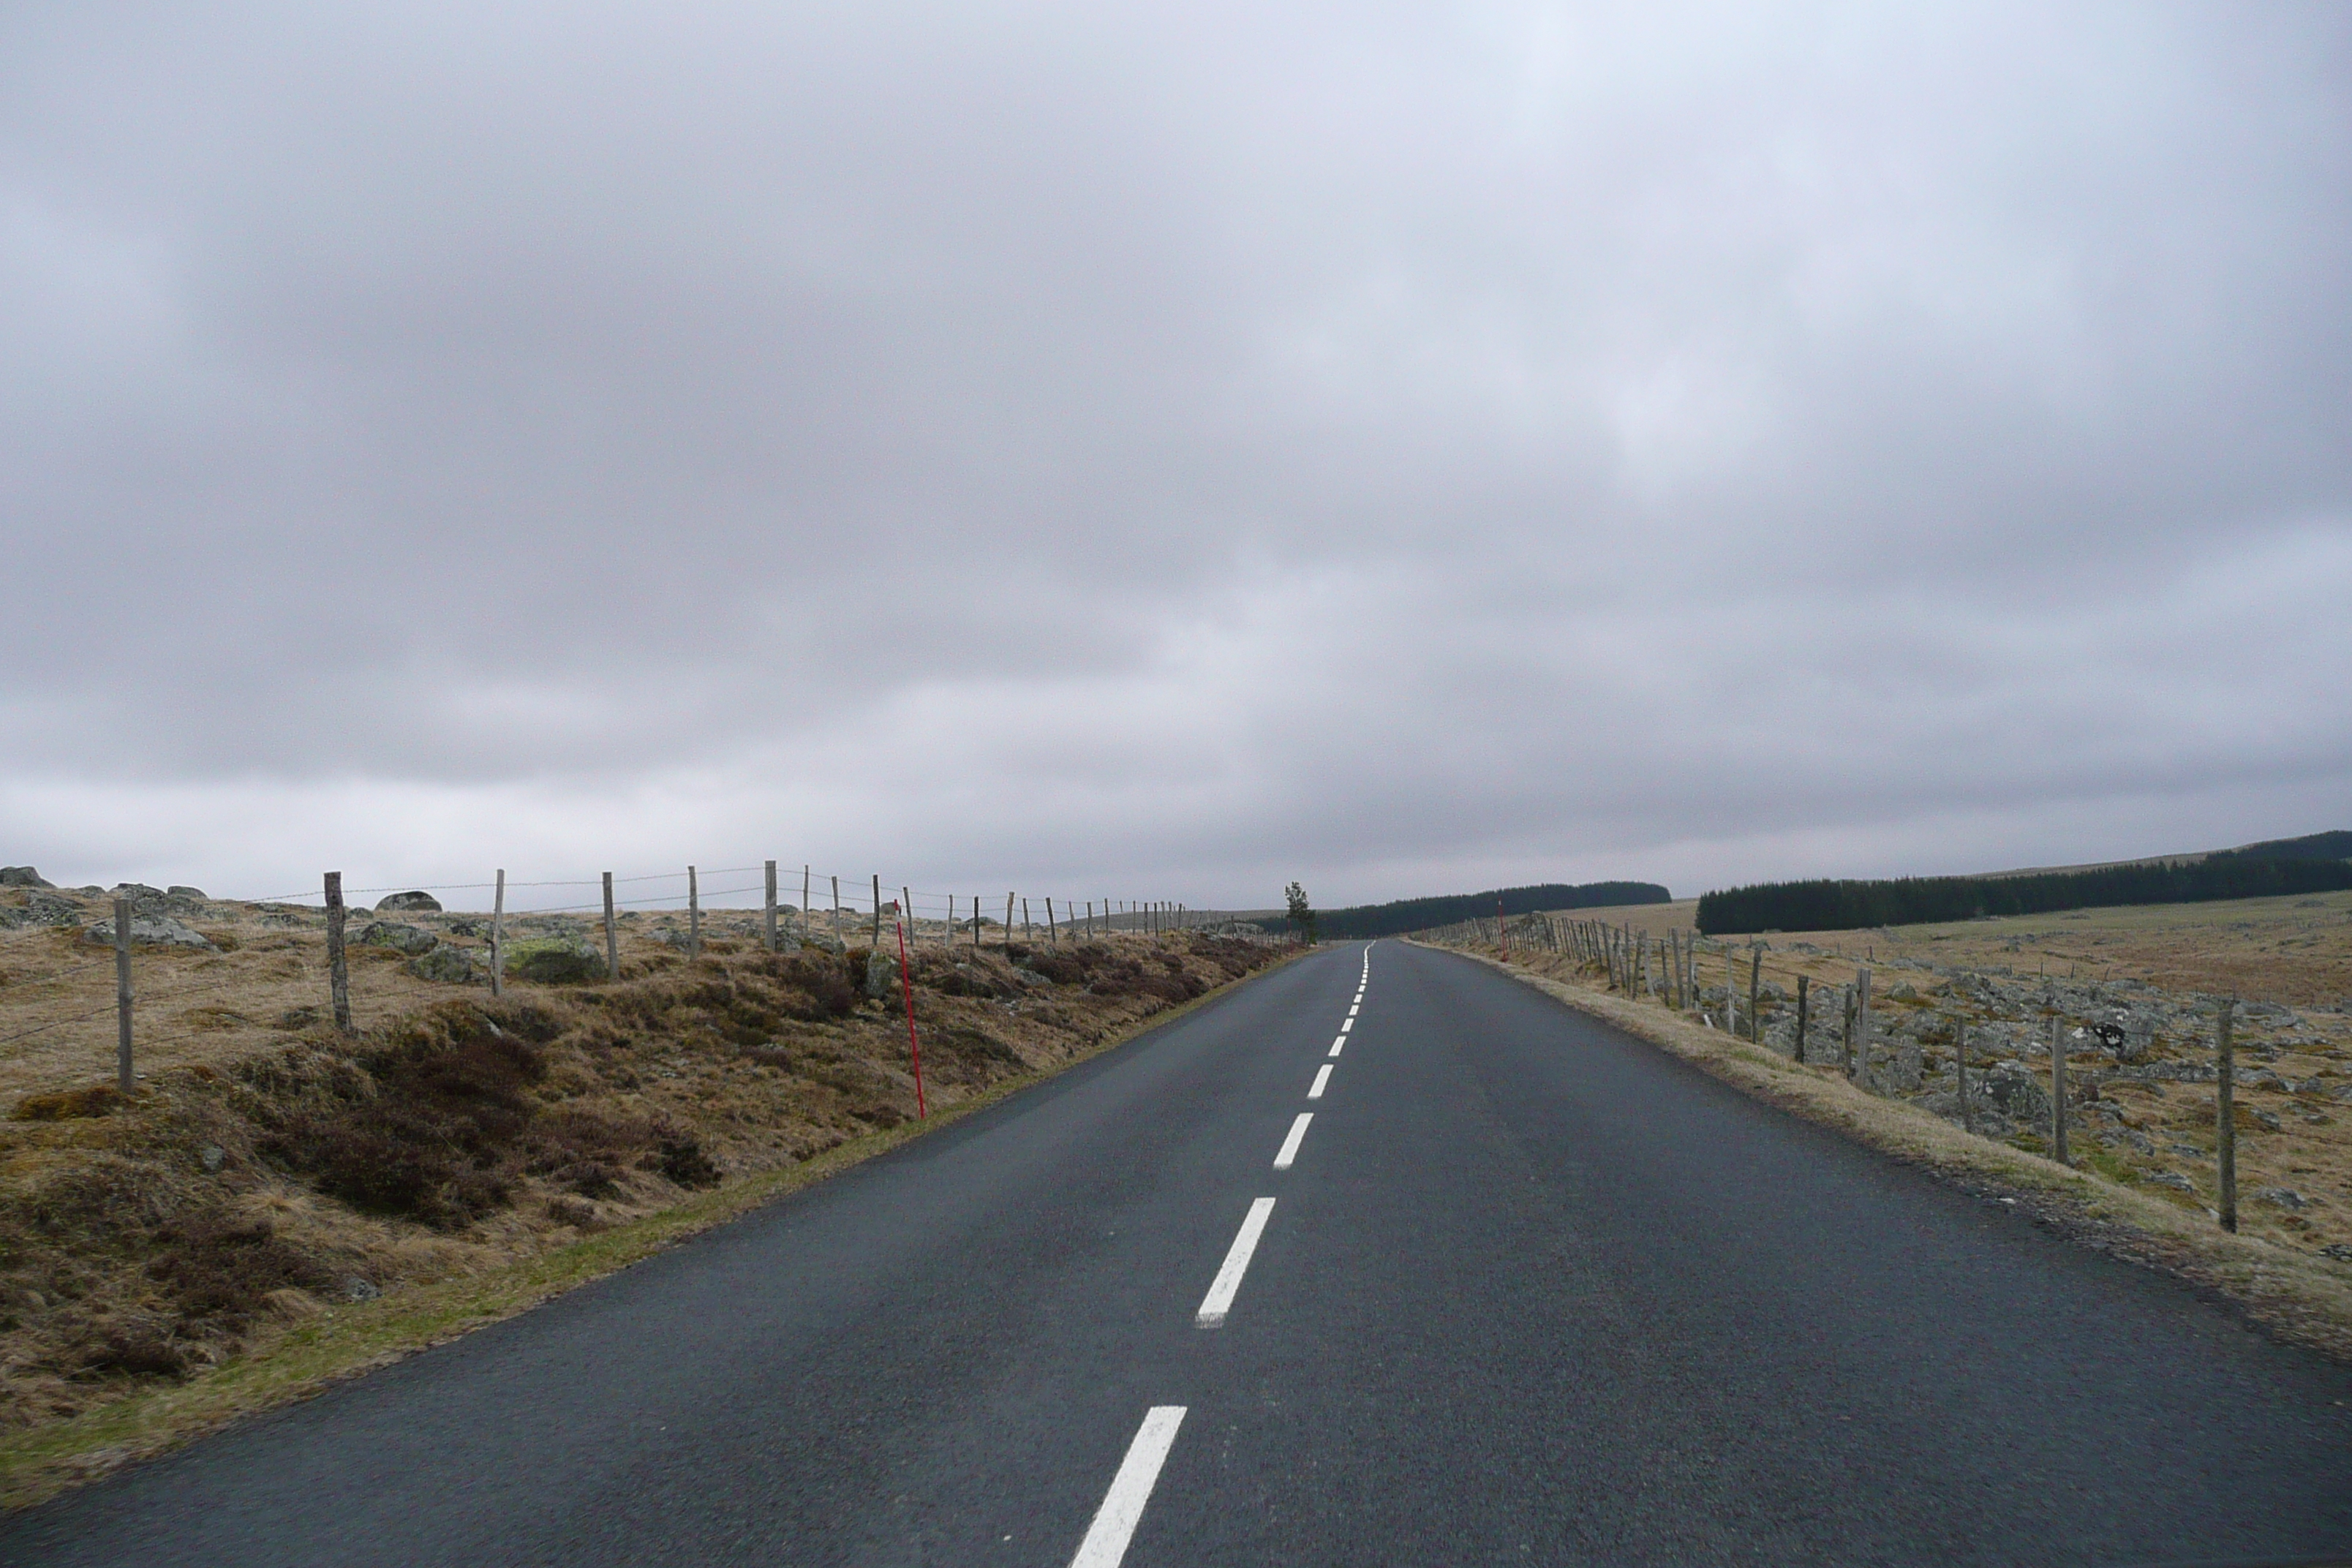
left=864, top=948, right=901, bottom=1000
left=374, top=891, right=442, bottom=912
left=2147, top=1171, right=2196, bottom=1192
left=407, top=945, right=478, bottom=984
left=2252, top=1186, right=2312, bottom=1211
left=342, top=1277, right=380, bottom=1303
left=2251, top=1109, right=2283, bottom=1134
left=80, top=913, right=217, bottom=951
left=199, top=1145, right=225, bottom=1174
left=355, top=921, right=437, bottom=957
left=0, top=866, right=54, bottom=888
left=2321, top=1243, right=2352, bottom=1262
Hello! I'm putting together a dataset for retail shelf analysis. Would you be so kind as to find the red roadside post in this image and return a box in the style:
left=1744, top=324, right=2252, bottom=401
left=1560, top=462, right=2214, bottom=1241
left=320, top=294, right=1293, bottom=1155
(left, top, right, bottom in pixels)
left=892, top=902, right=927, bottom=1119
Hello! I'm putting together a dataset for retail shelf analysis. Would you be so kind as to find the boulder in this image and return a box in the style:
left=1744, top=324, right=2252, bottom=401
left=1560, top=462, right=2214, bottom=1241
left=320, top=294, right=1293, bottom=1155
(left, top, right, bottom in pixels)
left=0, top=867, right=53, bottom=888
left=375, top=891, right=442, bottom=913
left=505, top=939, right=606, bottom=985
left=166, top=885, right=207, bottom=900
left=355, top=921, right=437, bottom=957
left=24, top=891, right=83, bottom=926
left=2252, top=1186, right=2312, bottom=1211
left=408, top=946, right=478, bottom=984
left=864, top=948, right=902, bottom=1000
left=81, top=913, right=218, bottom=951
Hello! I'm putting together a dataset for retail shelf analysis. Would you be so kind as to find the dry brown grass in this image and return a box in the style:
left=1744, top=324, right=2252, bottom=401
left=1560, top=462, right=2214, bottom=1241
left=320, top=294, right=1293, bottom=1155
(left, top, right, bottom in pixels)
left=0, top=888, right=1291, bottom=1502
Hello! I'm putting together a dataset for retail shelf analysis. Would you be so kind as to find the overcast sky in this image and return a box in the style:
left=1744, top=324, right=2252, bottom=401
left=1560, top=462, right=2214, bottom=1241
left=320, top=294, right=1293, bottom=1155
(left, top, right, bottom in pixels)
left=4, top=2, right=2348, bottom=913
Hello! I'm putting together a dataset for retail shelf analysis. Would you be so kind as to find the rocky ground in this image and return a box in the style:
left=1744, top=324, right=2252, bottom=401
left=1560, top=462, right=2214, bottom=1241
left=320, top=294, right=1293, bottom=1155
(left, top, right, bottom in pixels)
left=1437, top=891, right=2352, bottom=1267
left=0, top=872, right=1285, bottom=1436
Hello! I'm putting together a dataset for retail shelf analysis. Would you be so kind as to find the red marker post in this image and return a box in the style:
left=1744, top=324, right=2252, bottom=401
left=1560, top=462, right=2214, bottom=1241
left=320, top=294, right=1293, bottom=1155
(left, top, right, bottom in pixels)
left=892, top=902, right=927, bottom=1119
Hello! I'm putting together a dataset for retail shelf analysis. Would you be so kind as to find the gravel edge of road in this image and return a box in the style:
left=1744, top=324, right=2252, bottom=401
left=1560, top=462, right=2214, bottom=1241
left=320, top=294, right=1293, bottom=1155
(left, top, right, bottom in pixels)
left=1420, top=941, right=2352, bottom=1364
left=0, top=947, right=1312, bottom=1512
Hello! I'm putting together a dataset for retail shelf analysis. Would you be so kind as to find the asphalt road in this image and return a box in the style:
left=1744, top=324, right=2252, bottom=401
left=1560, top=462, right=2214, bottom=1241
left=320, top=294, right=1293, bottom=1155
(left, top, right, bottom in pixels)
left=7, top=941, right=2351, bottom=1567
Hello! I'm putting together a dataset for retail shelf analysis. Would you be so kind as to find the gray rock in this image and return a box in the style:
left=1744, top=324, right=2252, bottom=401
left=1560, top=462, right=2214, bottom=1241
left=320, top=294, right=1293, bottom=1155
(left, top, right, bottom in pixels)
left=409, top=946, right=478, bottom=984
left=2251, top=1109, right=2283, bottom=1134
left=2321, top=1243, right=2352, bottom=1262
left=199, top=1145, right=225, bottom=1174
left=355, top=921, right=437, bottom=956
left=0, top=866, right=53, bottom=888
left=165, top=885, right=206, bottom=900
left=23, top=891, right=83, bottom=925
left=2252, top=1186, right=2311, bottom=1210
left=342, top=1277, right=380, bottom=1302
left=81, top=913, right=217, bottom=950
left=864, top=947, right=901, bottom=1000
left=505, top=940, right=606, bottom=984
left=1981, top=1063, right=2049, bottom=1123
left=2147, top=1171, right=2196, bottom=1193
left=375, top=890, right=443, bottom=912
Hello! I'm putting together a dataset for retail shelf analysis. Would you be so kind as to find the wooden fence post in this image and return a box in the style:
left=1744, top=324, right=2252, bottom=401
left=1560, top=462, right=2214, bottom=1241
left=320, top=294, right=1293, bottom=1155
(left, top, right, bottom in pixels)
left=1841, top=984, right=1856, bottom=1079
left=2048, top=1002, right=2068, bottom=1166
left=688, top=865, right=701, bottom=958
left=765, top=861, right=779, bottom=953
left=872, top=874, right=883, bottom=949
left=832, top=875, right=842, bottom=946
left=1725, top=946, right=1736, bottom=1034
left=802, top=865, right=811, bottom=936
left=1047, top=896, right=1058, bottom=944
left=1005, top=892, right=1015, bottom=948
left=1955, top=1019, right=1971, bottom=1134
left=1748, top=945, right=1763, bottom=1043
left=1794, top=974, right=1809, bottom=1063
left=113, top=896, right=134, bottom=1092
left=1023, top=897, right=1031, bottom=941
left=1854, top=967, right=1872, bottom=1085
left=325, top=871, right=353, bottom=1034
left=2217, top=998, right=2238, bottom=1232
left=490, top=869, right=505, bottom=998
left=973, top=894, right=981, bottom=949
left=603, top=872, right=619, bottom=981
left=903, top=886, right=914, bottom=950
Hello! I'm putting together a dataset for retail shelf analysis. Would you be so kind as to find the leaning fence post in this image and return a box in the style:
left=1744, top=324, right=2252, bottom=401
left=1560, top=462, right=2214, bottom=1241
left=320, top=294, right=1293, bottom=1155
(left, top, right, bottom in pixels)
left=1023, top=897, right=1031, bottom=941
left=764, top=861, right=779, bottom=953
left=2048, top=1000, right=2068, bottom=1166
left=490, top=868, right=506, bottom=998
left=1794, top=974, right=1809, bottom=1063
left=872, top=874, right=883, bottom=949
left=2217, top=997, right=2238, bottom=1232
left=1047, top=896, right=1058, bottom=944
left=1006, top=892, right=1015, bottom=948
left=113, top=896, right=135, bottom=1092
left=325, top=871, right=353, bottom=1034
left=687, top=865, right=701, bottom=958
left=603, top=872, right=619, bottom=981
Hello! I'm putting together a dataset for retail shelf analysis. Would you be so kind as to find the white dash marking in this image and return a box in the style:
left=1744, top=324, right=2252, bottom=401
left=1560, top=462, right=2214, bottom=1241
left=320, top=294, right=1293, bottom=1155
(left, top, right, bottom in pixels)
left=1328, top=1035, right=1346, bottom=1057
left=1068, top=1405, right=1188, bottom=1568
left=1196, top=1198, right=1276, bottom=1327
left=1273, top=1112, right=1313, bottom=1170
left=1308, top=1063, right=1333, bottom=1099
left=1347, top=1003, right=1359, bottom=1017
left=1340, top=1017, right=1354, bottom=1032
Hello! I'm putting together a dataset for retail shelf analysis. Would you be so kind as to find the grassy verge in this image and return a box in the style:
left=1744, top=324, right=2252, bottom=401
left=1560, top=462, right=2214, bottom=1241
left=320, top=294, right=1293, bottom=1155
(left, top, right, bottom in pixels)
left=0, top=947, right=1302, bottom=1510
left=1415, top=941, right=2352, bottom=1362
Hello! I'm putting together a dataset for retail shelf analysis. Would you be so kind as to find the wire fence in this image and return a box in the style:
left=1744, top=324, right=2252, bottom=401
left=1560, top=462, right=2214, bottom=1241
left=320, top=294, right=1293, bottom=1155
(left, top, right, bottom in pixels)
left=1, top=860, right=1277, bottom=1083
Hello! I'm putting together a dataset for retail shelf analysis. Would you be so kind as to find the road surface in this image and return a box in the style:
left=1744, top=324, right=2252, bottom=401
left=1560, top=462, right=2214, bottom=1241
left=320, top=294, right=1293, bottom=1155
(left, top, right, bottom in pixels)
left=6, top=941, right=2349, bottom=1565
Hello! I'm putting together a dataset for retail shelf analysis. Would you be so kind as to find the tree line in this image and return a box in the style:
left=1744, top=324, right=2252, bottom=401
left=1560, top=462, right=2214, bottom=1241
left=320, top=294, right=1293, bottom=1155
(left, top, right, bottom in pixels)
left=1316, top=881, right=1670, bottom=941
left=1695, top=853, right=2352, bottom=935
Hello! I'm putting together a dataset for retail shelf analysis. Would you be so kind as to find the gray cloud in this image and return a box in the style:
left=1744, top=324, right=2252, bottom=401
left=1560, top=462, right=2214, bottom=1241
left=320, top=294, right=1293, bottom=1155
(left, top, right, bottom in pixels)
left=3, top=1, right=2348, bottom=907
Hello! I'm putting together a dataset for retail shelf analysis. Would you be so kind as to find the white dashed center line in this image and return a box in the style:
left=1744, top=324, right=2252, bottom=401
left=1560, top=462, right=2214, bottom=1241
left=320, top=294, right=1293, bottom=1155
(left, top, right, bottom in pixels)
left=1308, top=1063, right=1333, bottom=1098
left=1328, top=1034, right=1346, bottom=1057
left=1272, top=1112, right=1313, bottom=1170
left=1068, top=1406, right=1188, bottom=1568
left=1196, top=1197, right=1276, bottom=1327
left=1346, top=1004, right=1359, bottom=1017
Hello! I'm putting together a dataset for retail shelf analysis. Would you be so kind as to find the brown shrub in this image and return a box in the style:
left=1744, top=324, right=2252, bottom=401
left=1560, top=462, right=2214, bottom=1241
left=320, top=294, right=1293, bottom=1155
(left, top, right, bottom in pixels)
left=13, top=1085, right=129, bottom=1122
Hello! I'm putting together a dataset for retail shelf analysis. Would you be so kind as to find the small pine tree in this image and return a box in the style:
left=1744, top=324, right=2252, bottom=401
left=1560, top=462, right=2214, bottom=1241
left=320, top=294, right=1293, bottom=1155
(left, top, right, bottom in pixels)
left=1284, top=881, right=1317, bottom=945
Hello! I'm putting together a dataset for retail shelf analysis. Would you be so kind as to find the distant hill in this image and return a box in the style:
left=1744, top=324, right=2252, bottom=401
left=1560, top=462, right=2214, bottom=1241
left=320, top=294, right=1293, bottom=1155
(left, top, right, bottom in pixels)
left=1697, top=829, right=2352, bottom=935
left=1317, top=881, right=1670, bottom=941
